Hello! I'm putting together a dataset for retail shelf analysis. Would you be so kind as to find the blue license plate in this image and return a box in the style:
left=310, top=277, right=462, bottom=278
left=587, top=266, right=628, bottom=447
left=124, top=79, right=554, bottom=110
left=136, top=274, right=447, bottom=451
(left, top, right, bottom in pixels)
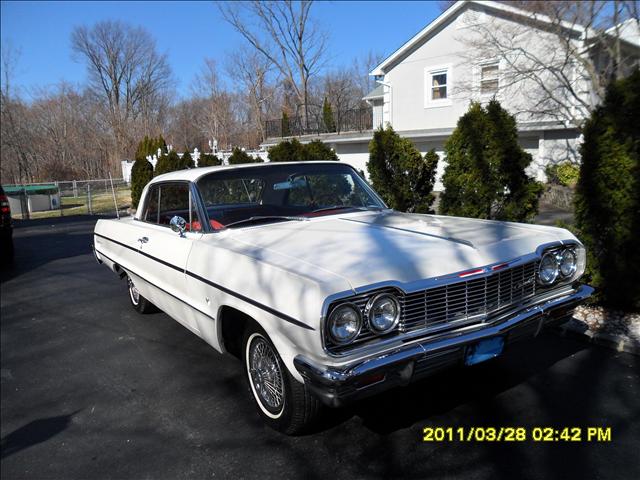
left=465, top=337, right=505, bottom=366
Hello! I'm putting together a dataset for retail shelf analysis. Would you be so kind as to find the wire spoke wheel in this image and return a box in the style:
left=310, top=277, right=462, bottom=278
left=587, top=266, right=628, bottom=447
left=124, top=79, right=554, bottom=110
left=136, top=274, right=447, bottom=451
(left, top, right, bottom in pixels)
left=248, top=336, right=284, bottom=413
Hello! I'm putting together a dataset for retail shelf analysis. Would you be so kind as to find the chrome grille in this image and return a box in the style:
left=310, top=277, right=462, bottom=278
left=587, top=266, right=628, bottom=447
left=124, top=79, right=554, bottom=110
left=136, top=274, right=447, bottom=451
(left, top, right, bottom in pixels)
left=325, top=261, right=539, bottom=354
left=401, top=261, right=538, bottom=332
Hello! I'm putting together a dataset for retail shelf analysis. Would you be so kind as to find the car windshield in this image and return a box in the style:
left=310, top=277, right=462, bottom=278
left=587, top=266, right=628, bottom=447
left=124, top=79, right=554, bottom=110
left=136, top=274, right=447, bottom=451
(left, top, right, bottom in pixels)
left=196, top=163, right=386, bottom=229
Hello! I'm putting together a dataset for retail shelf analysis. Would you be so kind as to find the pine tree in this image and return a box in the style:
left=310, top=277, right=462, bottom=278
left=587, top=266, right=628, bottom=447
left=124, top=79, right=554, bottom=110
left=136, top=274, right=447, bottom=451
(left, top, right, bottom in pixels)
left=413, top=149, right=439, bottom=213
left=132, top=135, right=161, bottom=208
left=574, top=70, right=640, bottom=310
left=268, top=139, right=306, bottom=162
left=180, top=150, right=194, bottom=169
left=304, top=140, right=338, bottom=160
left=367, top=126, right=437, bottom=213
left=154, top=150, right=182, bottom=176
left=440, top=100, right=542, bottom=221
left=281, top=111, right=291, bottom=137
left=267, top=139, right=338, bottom=162
left=130, top=157, right=153, bottom=208
left=198, top=153, right=221, bottom=167
left=227, top=147, right=260, bottom=165
left=322, top=97, right=336, bottom=133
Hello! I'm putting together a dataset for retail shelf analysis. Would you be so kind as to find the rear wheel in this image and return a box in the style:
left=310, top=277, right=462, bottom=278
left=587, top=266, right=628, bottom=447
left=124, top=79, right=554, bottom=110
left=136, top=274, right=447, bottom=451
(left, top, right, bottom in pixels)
left=127, top=275, right=156, bottom=314
left=243, top=325, right=321, bottom=435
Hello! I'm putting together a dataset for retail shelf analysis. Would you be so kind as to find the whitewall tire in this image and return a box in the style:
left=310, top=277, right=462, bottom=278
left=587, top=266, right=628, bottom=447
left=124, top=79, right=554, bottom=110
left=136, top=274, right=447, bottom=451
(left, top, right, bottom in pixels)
left=242, top=325, right=321, bottom=434
left=127, top=275, right=156, bottom=314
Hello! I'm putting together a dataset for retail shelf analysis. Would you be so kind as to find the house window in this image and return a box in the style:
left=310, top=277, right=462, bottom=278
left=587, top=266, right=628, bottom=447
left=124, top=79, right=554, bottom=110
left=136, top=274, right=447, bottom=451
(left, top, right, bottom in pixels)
left=480, top=64, right=499, bottom=95
left=425, top=65, right=452, bottom=108
left=431, top=72, right=448, bottom=100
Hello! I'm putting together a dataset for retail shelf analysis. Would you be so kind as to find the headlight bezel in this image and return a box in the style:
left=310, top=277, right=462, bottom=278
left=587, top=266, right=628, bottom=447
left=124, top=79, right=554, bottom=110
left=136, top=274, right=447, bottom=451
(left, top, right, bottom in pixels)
left=326, top=302, right=363, bottom=345
left=365, top=293, right=401, bottom=334
left=559, top=248, right=578, bottom=278
left=538, top=250, right=560, bottom=286
left=537, top=244, right=585, bottom=287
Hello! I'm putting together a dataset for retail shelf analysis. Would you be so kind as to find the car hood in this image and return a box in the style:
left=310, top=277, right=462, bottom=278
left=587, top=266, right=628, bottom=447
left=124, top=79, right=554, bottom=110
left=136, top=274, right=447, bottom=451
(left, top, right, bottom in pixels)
left=227, top=211, right=574, bottom=291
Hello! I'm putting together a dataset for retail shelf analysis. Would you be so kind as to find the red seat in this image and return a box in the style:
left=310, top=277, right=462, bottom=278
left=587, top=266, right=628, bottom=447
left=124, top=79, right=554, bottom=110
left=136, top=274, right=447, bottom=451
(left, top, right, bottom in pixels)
left=188, top=219, right=225, bottom=231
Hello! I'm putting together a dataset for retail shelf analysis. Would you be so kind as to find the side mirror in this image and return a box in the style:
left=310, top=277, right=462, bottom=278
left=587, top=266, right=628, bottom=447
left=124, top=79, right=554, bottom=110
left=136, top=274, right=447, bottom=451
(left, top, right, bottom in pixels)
left=170, top=216, right=187, bottom=237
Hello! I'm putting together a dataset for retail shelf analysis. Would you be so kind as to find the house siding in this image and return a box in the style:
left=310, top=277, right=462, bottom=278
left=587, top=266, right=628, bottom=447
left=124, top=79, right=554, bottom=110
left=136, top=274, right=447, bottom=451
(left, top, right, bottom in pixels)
left=262, top=2, right=619, bottom=189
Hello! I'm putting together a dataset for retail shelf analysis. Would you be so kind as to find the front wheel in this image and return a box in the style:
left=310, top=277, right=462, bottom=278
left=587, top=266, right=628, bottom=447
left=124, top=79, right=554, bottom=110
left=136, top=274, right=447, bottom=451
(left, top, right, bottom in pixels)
left=127, top=275, right=156, bottom=314
left=243, top=326, right=321, bottom=434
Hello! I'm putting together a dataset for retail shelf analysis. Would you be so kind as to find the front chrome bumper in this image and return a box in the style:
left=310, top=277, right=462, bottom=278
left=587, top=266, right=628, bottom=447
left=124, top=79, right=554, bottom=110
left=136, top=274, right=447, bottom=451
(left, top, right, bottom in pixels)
left=294, top=284, right=594, bottom=408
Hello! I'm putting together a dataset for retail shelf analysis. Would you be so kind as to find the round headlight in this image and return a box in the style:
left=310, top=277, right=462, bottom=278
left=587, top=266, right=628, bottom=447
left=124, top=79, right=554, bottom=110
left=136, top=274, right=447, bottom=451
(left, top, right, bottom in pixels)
left=559, top=249, right=577, bottom=278
left=366, top=294, right=400, bottom=333
left=327, top=303, right=362, bottom=344
left=538, top=251, right=559, bottom=285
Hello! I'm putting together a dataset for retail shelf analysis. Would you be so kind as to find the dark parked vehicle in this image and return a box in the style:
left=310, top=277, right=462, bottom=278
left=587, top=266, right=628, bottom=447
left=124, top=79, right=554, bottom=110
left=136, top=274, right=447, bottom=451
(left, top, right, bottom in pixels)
left=1, top=186, right=14, bottom=263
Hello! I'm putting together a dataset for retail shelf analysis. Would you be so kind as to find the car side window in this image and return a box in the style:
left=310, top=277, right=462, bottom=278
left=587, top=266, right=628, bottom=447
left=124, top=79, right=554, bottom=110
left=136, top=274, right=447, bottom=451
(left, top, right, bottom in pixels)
left=143, top=185, right=160, bottom=223
left=143, top=183, right=202, bottom=232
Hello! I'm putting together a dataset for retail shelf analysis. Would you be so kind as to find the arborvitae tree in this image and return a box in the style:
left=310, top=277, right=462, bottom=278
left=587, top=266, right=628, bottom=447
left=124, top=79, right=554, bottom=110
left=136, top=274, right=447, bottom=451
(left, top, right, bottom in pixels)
left=227, top=147, right=261, bottom=165
left=180, top=150, right=194, bottom=170
left=440, top=100, right=542, bottom=221
left=268, top=139, right=306, bottom=162
left=150, top=135, right=167, bottom=155
left=304, top=140, right=338, bottom=160
left=413, top=149, right=439, bottom=213
left=281, top=111, right=291, bottom=137
left=367, top=126, right=437, bottom=213
left=322, top=97, right=336, bottom=133
left=131, top=135, right=163, bottom=207
left=198, top=153, right=221, bottom=167
left=134, top=135, right=167, bottom=163
left=574, top=70, right=640, bottom=310
left=130, top=157, right=153, bottom=208
left=135, top=135, right=151, bottom=161
left=154, top=150, right=182, bottom=176
left=267, top=139, right=338, bottom=162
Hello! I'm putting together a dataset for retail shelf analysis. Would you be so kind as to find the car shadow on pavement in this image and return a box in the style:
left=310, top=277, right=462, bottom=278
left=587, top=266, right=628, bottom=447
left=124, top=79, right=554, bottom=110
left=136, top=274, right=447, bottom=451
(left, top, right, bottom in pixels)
left=308, top=332, right=588, bottom=435
left=0, top=411, right=80, bottom=459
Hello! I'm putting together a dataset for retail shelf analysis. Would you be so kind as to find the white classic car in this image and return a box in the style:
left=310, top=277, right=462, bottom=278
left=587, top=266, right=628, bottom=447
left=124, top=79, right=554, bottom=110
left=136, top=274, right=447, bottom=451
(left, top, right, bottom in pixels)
left=93, top=161, right=593, bottom=434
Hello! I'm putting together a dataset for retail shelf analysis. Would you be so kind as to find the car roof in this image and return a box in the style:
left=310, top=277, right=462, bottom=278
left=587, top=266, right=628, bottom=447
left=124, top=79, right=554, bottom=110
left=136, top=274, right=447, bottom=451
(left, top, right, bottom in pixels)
left=149, top=161, right=350, bottom=184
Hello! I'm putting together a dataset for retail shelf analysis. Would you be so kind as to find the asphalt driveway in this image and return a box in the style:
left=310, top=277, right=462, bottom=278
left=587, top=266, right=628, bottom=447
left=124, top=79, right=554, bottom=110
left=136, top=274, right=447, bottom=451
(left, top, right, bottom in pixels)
left=1, top=216, right=638, bottom=480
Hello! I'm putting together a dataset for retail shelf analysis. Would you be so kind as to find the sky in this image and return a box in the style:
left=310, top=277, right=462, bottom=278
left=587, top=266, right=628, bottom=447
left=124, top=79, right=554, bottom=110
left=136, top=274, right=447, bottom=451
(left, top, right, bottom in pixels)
left=0, top=0, right=443, bottom=99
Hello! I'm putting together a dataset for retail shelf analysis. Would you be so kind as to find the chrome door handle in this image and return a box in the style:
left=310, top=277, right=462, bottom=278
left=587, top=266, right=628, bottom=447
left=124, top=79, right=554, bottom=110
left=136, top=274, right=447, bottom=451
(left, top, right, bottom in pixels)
left=138, top=237, right=149, bottom=244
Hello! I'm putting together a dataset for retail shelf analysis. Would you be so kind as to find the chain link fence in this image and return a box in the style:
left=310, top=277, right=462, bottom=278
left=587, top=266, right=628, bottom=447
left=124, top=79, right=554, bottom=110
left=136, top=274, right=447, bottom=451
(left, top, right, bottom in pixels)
left=3, top=178, right=131, bottom=220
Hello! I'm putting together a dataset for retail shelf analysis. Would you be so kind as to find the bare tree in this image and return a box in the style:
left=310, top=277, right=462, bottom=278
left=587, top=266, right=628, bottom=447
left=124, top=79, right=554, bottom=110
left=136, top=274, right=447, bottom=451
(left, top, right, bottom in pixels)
left=190, top=58, right=238, bottom=149
left=71, top=20, right=172, bottom=164
left=320, top=68, right=360, bottom=127
left=219, top=0, right=327, bottom=126
left=455, top=1, right=639, bottom=127
left=0, top=43, right=37, bottom=183
left=354, top=50, right=385, bottom=95
left=225, top=46, right=276, bottom=144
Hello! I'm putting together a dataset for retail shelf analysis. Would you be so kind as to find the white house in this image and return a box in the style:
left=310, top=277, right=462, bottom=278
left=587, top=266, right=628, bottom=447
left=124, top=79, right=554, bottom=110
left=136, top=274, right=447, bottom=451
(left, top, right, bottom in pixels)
left=262, top=0, right=640, bottom=189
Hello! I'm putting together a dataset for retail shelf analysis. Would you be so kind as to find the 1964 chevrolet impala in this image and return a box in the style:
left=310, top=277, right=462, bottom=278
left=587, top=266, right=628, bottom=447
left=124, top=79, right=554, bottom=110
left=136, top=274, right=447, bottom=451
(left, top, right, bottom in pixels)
left=93, top=161, right=593, bottom=434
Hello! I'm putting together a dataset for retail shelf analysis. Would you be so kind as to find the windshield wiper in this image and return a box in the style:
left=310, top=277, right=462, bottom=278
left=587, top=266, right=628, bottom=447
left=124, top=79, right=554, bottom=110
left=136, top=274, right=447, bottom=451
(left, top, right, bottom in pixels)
left=223, top=215, right=309, bottom=229
left=309, top=205, right=384, bottom=214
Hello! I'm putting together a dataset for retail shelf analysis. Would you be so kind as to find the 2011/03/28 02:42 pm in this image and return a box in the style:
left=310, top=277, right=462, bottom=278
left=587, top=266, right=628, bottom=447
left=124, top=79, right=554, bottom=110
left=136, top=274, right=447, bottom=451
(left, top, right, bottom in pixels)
left=422, top=426, right=612, bottom=442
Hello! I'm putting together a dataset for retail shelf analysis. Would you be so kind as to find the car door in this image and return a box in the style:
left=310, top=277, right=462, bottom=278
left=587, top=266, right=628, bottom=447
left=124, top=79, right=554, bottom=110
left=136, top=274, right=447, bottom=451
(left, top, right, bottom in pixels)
left=134, top=181, right=203, bottom=334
